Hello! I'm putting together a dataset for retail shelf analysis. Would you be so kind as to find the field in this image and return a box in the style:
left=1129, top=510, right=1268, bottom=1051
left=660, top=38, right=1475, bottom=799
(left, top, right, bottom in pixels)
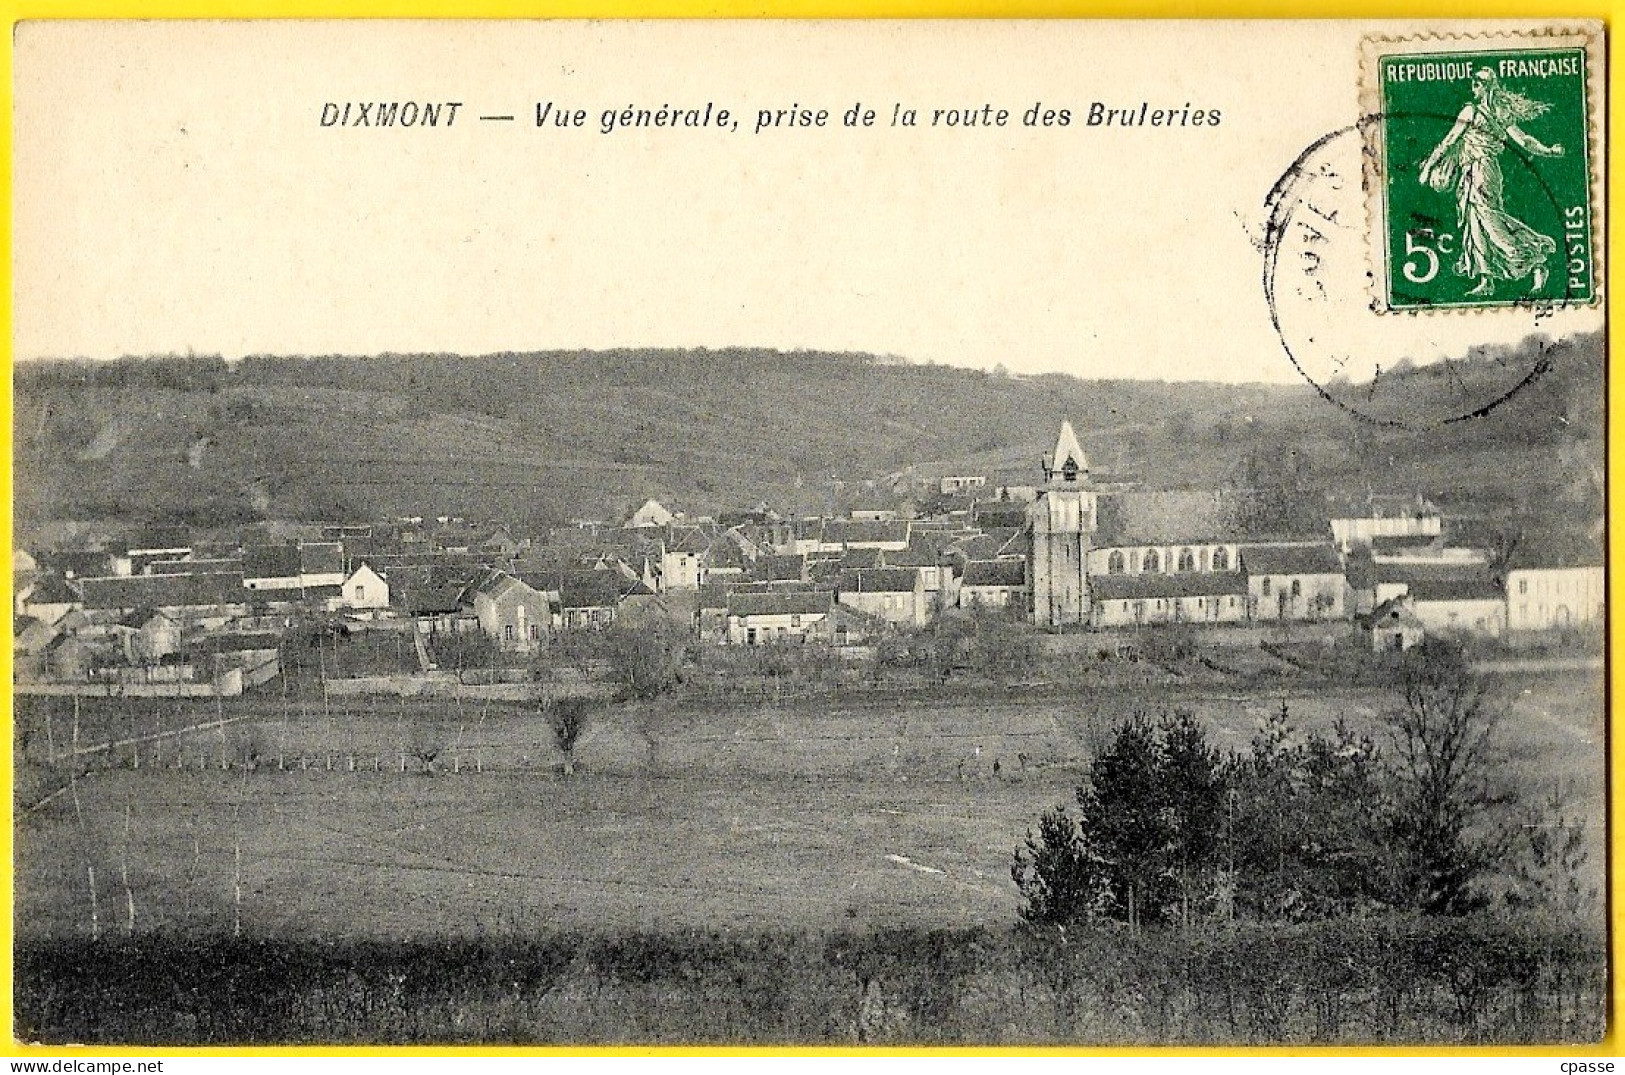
left=14, top=671, right=1606, bottom=943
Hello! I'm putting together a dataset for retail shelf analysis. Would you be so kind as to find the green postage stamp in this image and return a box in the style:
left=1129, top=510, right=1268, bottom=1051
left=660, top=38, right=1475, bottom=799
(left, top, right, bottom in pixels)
left=1361, top=29, right=1602, bottom=311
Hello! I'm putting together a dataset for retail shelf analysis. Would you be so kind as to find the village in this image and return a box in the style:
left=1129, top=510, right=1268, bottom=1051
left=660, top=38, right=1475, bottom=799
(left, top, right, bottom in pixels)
left=12, top=421, right=1604, bottom=697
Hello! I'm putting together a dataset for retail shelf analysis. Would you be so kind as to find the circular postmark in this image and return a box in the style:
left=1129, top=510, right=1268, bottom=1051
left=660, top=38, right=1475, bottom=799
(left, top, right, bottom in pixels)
left=1261, top=112, right=1588, bottom=431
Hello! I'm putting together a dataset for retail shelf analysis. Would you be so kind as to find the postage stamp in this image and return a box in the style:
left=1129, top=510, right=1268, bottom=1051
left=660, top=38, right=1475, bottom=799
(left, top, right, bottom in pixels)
left=1360, top=29, right=1602, bottom=312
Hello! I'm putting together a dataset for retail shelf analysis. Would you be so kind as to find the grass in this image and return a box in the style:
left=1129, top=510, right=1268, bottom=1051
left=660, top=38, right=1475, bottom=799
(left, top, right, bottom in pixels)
left=14, top=673, right=1605, bottom=943
left=13, top=672, right=1606, bottom=1045
left=15, top=916, right=1606, bottom=1045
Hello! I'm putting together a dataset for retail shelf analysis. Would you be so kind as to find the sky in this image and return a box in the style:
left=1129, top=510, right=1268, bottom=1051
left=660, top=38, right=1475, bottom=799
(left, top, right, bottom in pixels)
left=12, top=20, right=1604, bottom=384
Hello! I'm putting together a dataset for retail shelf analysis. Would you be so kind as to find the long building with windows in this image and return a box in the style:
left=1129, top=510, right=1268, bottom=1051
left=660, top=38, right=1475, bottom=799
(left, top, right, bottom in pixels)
left=1025, top=422, right=1347, bottom=630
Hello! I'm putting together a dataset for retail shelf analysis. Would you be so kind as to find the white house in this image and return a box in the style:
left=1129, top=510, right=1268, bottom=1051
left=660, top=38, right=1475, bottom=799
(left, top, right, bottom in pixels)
left=1240, top=544, right=1346, bottom=621
left=957, top=559, right=1028, bottom=611
left=1408, top=579, right=1506, bottom=638
left=1367, top=595, right=1426, bottom=653
left=1329, top=497, right=1441, bottom=554
left=725, top=591, right=834, bottom=645
left=838, top=568, right=929, bottom=628
left=1505, top=565, right=1604, bottom=633
left=341, top=562, right=391, bottom=612
left=629, top=499, right=675, bottom=529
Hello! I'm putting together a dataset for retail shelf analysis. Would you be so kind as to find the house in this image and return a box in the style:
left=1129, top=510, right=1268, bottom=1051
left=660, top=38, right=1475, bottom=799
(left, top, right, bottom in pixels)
left=393, top=565, right=480, bottom=636
left=77, top=572, right=248, bottom=628
left=1369, top=534, right=1488, bottom=566
left=838, top=568, right=929, bottom=628
left=839, top=546, right=885, bottom=571
left=464, top=570, right=551, bottom=652
left=1328, top=495, right=1441, bottom=554
left=298, top=542, right=347, bottom=588
left=629, top=499, right=675, bottom=529
left=1365, top=596, right=1425, bottom=653
left=480, top=526, right=525, bottom=558
left=18, top=574, right=81, bottom=625
left=13, top=616, right=55, bottom=680
left=1373, top=560, right=1495, bottom=605
left=751, top=554, right=809, bottom=586
left=972, top=503, right=1029, bottom=531
left=1504, top=556, right=1604, bottom=634
left=885, top=540, right=958, bottom=610
left=112, top=608, right=182, bottom=664
left=243, top=544, right=304, bottom=591
left=45, top=634, right=99, bottom=680
left=1239, top=544, right=1346, bottom=621
left=724, top=590, right=836, bottom=645
left=702, top=532, right=750, bottom=584
left=958, top=559, right=1028, bottom=611
left=149, top=557, right=242, bottom=576
left=825, top=519, right=911, bottom=552
left=1407, top=578, right=1506, bottom=638
left=940, top=476, right=987, bottom=495
left=125, top=527, right=194, bottom=574
left=341, top=562, right=391, bottom=612
left=547, top=571, right=655, bottom=631
left=659, top=527, right=712, bottom=592
left=849, top=504, right=898, bottom=523
left=1089, top=572, right=1250, bottom=628
left=49, top=549, right=122, bottom=580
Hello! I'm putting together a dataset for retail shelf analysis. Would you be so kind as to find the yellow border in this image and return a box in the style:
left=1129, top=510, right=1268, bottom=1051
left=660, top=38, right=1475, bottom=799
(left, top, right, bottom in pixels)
left=1, top=2, right=1618, bottom=1060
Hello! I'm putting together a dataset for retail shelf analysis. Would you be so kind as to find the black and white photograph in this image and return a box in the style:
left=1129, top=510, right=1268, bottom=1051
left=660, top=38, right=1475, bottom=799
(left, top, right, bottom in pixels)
left=9, top=19, right=1609, bottom=1048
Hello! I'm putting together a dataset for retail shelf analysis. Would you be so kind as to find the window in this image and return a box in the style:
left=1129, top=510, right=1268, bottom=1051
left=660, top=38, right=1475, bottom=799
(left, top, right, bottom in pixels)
left=528, top=624, right=538, bottom=639
left=1178, top=548, right=1195, bottom=572
left=504, top=624, right=515, bottom=641
left=1142, top=550, right=1160, bottom=573
left=1108, top=550, right=1125, bottom=574
left=354, top=586, right=365, bottom=601
left=1290, top=579, right=1302, bottom=598
left=1518, top=579, right=1528, bottom=595
left=1261, top=577, right=1272, bottom=597
left=1213, top=547, right=1229, bottom=571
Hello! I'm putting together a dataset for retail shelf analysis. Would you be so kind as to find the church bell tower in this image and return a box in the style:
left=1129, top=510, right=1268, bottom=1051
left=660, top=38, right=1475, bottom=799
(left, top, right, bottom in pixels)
left=1027, top=420, right=1097, bottom=628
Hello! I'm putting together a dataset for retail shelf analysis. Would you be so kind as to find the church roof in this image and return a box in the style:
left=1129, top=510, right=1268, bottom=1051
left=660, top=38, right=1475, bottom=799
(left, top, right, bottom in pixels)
left=1239, top=544, right=1344, bottom=576
left=1046, top=420, right=1089, bottom=480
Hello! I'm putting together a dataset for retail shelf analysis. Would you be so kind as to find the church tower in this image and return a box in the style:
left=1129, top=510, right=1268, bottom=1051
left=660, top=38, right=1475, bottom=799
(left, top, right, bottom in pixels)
left=1027, top=420, right=1097, bottom=628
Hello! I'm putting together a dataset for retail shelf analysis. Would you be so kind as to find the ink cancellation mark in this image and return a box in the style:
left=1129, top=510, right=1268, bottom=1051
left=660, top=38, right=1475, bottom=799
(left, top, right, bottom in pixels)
left=1261, top=119, right=1567, bottom=431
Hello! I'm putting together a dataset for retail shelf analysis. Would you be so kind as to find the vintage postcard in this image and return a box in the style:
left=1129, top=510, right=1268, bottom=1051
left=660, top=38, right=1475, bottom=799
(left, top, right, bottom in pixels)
left=9, top=20, right=1607, bottom=1048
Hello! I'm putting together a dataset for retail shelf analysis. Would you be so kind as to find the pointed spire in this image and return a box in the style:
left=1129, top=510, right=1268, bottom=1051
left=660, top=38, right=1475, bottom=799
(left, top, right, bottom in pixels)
left=1046, top=420, right=1089, bottom=484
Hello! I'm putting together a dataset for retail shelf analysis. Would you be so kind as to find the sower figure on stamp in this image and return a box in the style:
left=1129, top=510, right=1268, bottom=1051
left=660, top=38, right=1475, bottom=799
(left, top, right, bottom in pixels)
left=1418, top=67, right=1564, bottom=297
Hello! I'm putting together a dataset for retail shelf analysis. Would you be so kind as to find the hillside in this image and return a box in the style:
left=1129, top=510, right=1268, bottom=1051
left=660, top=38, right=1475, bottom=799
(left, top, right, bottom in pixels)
left=11, top=333, right=1602, bottom=540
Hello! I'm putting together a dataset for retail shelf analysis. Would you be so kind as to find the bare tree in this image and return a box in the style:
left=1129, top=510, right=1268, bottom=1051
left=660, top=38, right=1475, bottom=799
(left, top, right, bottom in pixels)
left=1382, top=639, right=1510, bottom=915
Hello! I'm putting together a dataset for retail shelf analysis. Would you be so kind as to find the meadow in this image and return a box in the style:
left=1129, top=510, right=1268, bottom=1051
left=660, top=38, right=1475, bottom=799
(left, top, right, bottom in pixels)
left=13, top=670, right=1606, bottom=1044
left=14, top=672, right=1604, bottom=939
